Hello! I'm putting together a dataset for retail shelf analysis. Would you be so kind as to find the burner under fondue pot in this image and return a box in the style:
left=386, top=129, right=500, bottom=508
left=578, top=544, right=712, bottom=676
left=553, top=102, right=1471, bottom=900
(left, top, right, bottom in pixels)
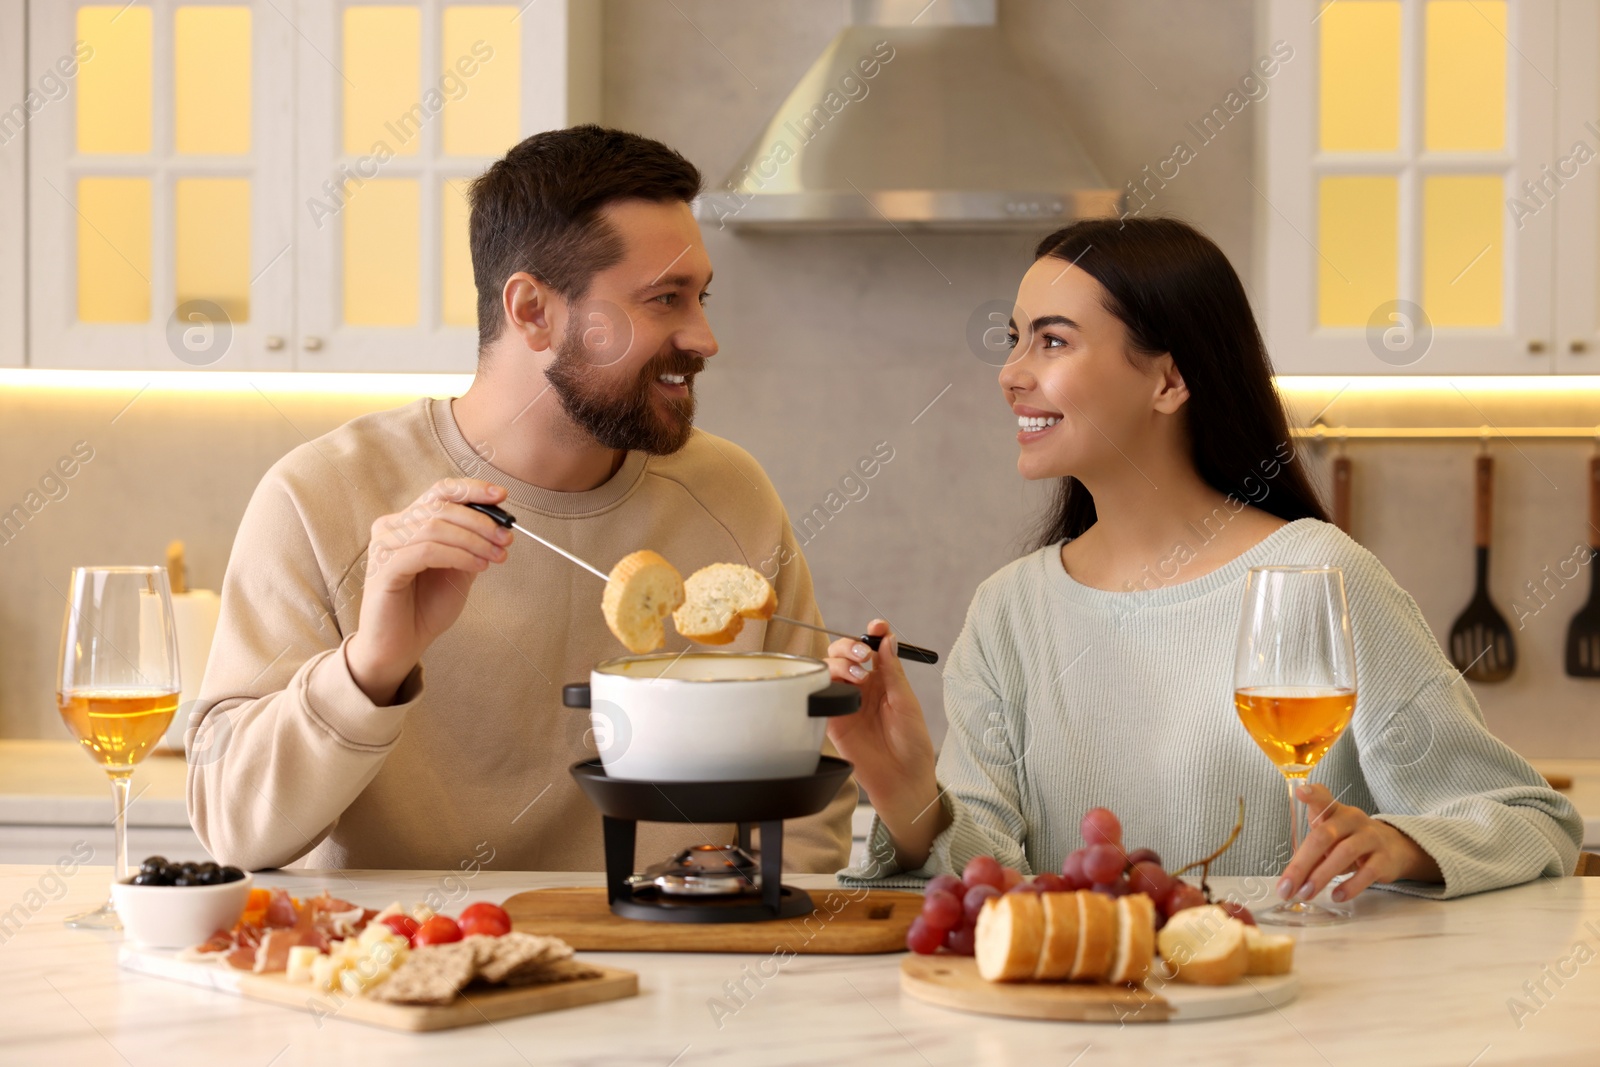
left=569, top=756, right=855, bottom=923
left=636, top=843, right=762, bottom=897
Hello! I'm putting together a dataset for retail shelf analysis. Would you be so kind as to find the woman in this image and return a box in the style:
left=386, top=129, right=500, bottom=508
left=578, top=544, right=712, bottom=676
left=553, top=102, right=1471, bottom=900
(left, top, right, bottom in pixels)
left=828, top=217, right=1581, bottom=904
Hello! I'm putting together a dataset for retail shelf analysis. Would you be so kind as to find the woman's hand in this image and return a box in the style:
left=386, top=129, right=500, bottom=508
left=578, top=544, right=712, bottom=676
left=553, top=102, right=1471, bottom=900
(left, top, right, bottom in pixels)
left=825, top=620, right=946, bottom=868
left=1277, top=783, right=1442, bottom=904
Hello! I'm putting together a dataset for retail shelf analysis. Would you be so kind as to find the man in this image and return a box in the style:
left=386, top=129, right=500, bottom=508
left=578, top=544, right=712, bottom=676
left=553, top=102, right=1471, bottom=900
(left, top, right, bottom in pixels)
left=187, top=126, right=856, bottom=872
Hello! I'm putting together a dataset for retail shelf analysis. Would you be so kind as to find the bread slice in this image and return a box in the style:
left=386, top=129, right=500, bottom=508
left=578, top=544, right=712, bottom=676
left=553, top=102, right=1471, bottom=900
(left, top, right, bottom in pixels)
left=1031, top=892, right=1080, bottom=980
left=1243, top=926, right=1295, bottom=976
left=1107, top=893, right=1156, bottom=984
left=975, top=893, right=1045, bottom=982
left=1156, top=905, right=1250, bottom=986
left=1068, top=890, right=1116, bottom=982
left=601, top=550, right=685, bottom=654
left=672, top=563, right=776, bottom=645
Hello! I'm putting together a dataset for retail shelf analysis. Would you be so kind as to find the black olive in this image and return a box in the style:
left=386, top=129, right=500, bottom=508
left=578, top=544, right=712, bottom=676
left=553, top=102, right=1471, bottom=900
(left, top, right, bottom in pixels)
left=139, top=856, right=168, bottom=875
left=219, top=866, right=245, bottom=883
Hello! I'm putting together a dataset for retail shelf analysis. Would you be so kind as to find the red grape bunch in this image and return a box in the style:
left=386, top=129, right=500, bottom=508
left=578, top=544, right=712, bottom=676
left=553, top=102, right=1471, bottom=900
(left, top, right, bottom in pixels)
left=906, top=806, right=1252, bottom=956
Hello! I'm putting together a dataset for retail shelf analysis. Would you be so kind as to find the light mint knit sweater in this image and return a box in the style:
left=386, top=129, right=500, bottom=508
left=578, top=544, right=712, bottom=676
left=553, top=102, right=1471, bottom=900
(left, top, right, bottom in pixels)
left=844, top=519, right=1582, bottom=900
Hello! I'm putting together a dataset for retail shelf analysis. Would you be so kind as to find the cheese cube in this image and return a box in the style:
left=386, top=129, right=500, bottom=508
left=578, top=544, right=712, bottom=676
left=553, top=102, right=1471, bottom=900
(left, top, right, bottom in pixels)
left=285, top=946, right=320, bottom=983
left=310, top=954, right=341, bottom=992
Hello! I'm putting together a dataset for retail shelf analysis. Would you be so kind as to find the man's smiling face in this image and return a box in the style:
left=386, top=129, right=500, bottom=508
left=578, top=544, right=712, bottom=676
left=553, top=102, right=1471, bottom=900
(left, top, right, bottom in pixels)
left=543, top=199, right=718, bottom=455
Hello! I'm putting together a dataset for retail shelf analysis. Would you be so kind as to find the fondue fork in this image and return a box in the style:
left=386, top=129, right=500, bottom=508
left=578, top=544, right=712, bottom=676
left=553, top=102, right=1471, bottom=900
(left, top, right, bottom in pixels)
left=466, top=502, right=939, bottom=665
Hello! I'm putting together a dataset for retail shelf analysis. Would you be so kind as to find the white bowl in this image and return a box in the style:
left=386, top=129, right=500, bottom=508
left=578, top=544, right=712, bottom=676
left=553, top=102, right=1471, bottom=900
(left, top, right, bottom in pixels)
left=112, top=872, right=253, bottom=949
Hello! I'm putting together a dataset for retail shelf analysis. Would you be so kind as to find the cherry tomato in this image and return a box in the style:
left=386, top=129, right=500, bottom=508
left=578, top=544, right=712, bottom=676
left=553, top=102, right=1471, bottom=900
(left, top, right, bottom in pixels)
left=412, top=916, right=463, bottom=946
left=379, top=914, right=421, bottom=944
left=458, top=902, right=511, bottom=928
left=459, top=913, right=511, bottom=938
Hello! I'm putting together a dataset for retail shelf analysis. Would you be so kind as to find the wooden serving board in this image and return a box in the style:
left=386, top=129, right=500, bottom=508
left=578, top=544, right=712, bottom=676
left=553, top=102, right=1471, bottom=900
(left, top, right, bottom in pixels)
left=900, top=956, right=1299, bottom=1024
left=505, top=887, right=923, bottom=954
left=118, top=945, right=638, bottom=1032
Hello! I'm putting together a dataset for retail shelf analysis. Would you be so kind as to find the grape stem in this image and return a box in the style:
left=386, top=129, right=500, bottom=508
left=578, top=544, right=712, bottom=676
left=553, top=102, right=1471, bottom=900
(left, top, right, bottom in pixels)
left=1170, top=796, right=1245, bottom=899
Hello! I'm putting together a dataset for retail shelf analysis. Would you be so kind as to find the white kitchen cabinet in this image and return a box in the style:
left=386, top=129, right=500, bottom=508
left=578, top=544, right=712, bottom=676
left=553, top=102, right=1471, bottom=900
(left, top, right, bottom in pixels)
left=1553, top=0, right=1600, bottom=374
left=22, top=0, right=598, bottom=373
left=1260, top=0, right=1564, bottom=375
left=291, top=0, right=599, bottom=371
left=26, top=0, right=298, bottom=370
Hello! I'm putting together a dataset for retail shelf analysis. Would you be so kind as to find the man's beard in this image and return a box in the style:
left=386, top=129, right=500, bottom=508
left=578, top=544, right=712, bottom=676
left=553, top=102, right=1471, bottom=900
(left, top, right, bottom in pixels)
left=543, top=322, right=704, bottom=456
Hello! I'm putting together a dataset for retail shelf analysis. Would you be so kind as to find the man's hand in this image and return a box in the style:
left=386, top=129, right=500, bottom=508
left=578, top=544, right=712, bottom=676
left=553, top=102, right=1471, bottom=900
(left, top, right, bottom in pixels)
left=1277, top=782, right=1442, bottom=904
left=345, top=478, right=513, bottom=705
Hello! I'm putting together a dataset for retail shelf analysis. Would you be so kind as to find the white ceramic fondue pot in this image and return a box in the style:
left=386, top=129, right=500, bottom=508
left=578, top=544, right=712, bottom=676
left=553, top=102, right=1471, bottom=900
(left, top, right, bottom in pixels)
left=562, top=651, right=860, bottom=781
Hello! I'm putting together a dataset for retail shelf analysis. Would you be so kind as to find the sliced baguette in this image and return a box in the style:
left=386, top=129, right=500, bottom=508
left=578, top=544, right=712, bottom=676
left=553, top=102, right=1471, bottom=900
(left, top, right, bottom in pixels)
left=601, top=550, right=685, bottom=654
left=1107, top=892, right=1156, bottom=984
left=975, top=893, right=1046, bottom=982
left=1156, top=904, right=1250, bottom=986
left=672, top=563, right=776, bottom=645
left=1031, top=891, right=1080, bottom=980
left=1068, top=890, right=1116, bottom=982
left=1243, top=926, right=1295, bottom=976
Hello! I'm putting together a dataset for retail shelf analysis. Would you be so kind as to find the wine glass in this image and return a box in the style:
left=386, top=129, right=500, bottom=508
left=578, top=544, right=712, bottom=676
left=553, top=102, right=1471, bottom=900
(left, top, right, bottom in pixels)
left=1233, top=565, right=1357, bottom=926
left=56, top=566, right=181, bottom=929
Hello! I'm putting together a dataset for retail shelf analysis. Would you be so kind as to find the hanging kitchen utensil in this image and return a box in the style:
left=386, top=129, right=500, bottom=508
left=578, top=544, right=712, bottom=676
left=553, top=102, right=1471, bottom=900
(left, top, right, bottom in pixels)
left=464, top=502, right=939, bottom=664
left=1448, top=452, right=1516, bottom=682
left=1331, top=447, right=1352, bottom=534
left=1563, top=454, right=1600, bottom=678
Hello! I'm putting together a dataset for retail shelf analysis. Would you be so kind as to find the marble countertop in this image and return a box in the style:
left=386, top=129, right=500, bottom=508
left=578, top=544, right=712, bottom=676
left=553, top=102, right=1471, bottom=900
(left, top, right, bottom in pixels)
left=2, top=865, right=1596, bottom=1066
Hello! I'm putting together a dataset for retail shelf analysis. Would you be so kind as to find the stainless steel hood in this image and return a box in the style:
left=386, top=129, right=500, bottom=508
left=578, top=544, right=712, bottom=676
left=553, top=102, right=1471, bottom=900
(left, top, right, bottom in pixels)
left=694, top=0, right=1120, bottom=232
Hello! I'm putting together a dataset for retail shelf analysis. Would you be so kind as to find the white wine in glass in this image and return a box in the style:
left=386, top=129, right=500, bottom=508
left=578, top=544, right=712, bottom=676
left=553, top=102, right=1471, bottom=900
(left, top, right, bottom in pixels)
left=1234, top=565, right=1357, bottom=926
left=56, top=566, right=181, bottom=929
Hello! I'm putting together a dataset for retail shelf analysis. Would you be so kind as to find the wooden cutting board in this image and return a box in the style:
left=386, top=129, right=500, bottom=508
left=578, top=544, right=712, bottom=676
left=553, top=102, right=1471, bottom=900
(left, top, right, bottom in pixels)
left=900, top=956, right=1299, bottom=1024
left=119, top=945, right=638, bottom=1032
left=506, top=887, right=922, bottom=954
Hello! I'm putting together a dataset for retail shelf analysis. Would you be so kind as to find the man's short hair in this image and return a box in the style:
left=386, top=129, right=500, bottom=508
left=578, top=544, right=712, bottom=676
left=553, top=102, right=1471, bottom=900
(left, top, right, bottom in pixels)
left=467, top=125, right=703, bottom=353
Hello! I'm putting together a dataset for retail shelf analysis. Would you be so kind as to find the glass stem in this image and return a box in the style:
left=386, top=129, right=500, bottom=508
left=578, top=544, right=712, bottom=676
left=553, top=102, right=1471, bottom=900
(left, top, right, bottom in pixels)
left=109, top=771, right=132, bottom=883
left=1286, top=774, right=1306, bottom=873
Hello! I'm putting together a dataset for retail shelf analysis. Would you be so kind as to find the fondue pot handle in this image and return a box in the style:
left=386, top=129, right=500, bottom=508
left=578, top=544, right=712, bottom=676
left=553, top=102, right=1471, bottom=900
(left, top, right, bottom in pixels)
left=563, top=683, right=591, bottom=708
left=808, top=682, right=861, bottom=717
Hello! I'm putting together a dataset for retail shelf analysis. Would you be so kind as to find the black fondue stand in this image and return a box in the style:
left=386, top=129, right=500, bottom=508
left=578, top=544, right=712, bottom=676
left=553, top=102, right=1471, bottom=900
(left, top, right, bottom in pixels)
left=563, top=681, right=860, bottom=923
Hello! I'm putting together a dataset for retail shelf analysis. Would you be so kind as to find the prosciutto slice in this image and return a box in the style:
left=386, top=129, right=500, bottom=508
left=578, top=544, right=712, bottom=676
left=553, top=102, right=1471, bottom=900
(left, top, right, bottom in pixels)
left=201, top=889, right=376, bottom=972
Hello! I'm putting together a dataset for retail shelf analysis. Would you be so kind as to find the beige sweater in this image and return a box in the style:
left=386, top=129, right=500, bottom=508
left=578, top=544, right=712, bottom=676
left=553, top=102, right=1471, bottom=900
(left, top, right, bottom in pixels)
left=187, top=397, right=856, bottom=873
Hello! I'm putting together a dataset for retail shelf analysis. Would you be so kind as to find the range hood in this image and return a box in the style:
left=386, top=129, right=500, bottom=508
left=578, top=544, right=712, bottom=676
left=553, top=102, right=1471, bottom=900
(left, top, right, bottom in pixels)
left=694, top=0, right=1120, bottom=232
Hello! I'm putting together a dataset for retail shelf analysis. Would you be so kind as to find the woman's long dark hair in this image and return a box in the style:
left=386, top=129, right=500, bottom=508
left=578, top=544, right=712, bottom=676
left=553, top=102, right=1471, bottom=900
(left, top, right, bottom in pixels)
left=1028, top=216, right=1328, bottom=550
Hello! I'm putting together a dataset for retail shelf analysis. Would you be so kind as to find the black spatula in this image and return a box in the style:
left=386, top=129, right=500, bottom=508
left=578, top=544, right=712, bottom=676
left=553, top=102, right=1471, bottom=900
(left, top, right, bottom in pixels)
left=1448, top=454, right=1516, bottom=682
left=1564, top=456, right=1600, bottom=678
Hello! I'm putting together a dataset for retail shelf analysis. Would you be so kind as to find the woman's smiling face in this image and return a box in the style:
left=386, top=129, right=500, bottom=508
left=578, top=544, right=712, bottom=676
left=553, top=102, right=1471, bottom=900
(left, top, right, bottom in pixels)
left=999, top=258, right=1183, bottom=483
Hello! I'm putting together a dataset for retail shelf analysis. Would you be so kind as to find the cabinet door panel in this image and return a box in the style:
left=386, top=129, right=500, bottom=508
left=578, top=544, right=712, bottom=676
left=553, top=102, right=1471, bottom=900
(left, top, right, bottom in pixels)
left=1262, top=0, right=1555, bottom=375
left=293, top=0, right=597, bottom=372
left=27, top=0, right=295, bottom=371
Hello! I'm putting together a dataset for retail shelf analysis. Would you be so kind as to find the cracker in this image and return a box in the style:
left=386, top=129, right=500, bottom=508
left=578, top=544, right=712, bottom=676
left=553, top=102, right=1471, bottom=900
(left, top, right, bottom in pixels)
left=499, top=959, right=604, bottom=987
left=473, top=932, right=574, bottom=984
left=367, top=943, right=477, bottom=1005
